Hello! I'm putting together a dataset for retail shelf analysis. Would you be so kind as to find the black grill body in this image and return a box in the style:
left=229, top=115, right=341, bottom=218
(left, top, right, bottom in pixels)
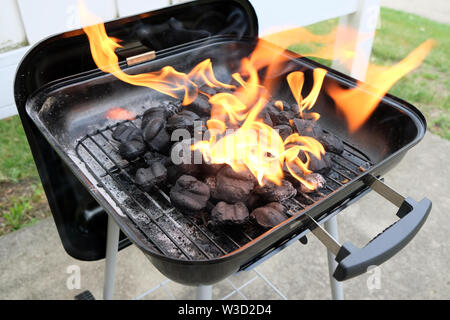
left=14, top=0, right=257, bottom=261
left=15, top=0, right=429, bottom=285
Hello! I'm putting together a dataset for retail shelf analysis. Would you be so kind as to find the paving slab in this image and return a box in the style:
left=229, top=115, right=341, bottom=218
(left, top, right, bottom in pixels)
left=381, top=0, right=450, bottom=24
left=0, top=132, right=448, bottom=300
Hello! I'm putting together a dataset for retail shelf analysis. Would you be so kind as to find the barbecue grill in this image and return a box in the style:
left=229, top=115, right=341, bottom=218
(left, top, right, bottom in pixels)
left=14, top=0, right=431, bottom=299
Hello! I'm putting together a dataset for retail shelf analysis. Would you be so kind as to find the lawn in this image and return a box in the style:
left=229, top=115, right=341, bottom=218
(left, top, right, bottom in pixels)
left=0, top=117, right=48, bottom=236
left=0, top=7, right=448, bottom=235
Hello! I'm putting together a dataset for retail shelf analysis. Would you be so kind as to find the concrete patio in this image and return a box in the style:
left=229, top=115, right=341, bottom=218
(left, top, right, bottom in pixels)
left=0, top=131, right=448, bottom=300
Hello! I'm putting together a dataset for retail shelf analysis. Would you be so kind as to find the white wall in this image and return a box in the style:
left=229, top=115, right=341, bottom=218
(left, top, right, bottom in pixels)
left=251, top=0, right=359, bottom=35
left=0, top=0, right=192, bottom=120
left=0, top=0, right=378, bottom=120
left=0, top=0, right=26, bottom=47
left=116, top=0, right=170, bottom=17
left=0, top=46, right=30, bottom=119
left=17, top=0, right=119, bottom=44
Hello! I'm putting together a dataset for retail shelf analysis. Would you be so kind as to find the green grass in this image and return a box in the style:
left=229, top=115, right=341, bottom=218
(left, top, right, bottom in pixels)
left=0, top=116, right=38, bottom=182
left=3, top=197, right=34, bottom=231
left=289, top=7, right=450, bottom=139
left=289, top=18, right=337, bottom=68
left=0, top=41, right=27, bottom=54
left=0, top=181, right=47, bottom=235
left=0, top=117, right=46, bottom=235
left=373, top=8, right=449, bottom=139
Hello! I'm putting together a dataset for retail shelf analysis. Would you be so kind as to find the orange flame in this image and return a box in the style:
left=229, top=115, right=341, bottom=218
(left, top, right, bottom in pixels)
left=193, top=41, right=325, bottom=188
left=80, top=1, right=231, bottom=105
left=287, top=68, right=327, bottom=119
left=263, top=26, right=434, bottom=132
left=79, top=1, right=333, bottom=190
left=262, top=25, right=366, bottom=70
left=327, top=39, right=435, bottom=132
left=80, top=2, right=432, bottom=191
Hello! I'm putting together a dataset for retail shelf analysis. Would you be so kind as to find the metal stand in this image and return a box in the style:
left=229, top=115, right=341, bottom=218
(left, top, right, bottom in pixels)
left=196, top=285, right=213, bottom=300
left=103, top=213, right=344, bottom=300
left=324, top=217, right=344, bottom=300
left=104, top=216, right=120, bottom=300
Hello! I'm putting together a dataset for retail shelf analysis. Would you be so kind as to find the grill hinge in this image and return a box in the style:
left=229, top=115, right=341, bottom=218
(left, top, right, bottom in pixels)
left=126, top=51, right=156, bottom=67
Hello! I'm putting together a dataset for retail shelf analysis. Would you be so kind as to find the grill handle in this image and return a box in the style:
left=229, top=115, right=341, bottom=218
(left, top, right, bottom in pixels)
left=332, top=176, right=432, bottom=281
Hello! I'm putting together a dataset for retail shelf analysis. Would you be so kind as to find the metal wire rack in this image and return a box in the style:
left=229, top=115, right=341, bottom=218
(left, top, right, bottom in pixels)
left=134, top=268, right=288, bottom=300
left=75, top=115, right=372, bottom=261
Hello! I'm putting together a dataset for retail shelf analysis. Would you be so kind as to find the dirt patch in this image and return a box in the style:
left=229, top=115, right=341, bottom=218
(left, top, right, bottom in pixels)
left=0, top=178, right=50, bottom=236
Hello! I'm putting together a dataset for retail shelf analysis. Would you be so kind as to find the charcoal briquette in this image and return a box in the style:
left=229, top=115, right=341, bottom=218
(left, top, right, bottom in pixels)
left=166, top=110, right=201, bottom=133
left=112, top=123, right=143, bottom=143
left=292, top=118, right=323, bottom=138
left=170, top=139, right=204, bottom=177
left=263, top=101, right=294, bottom=126
left=184, top=95, right=211, bottom=116
left=143, top=151, right=171, bottom=167
left=274, top=125, right=293, bottom=140
left=215, top=87, right=235, bottom=94
left=135, top=162, right=167, bottom=190
left=261, top=110, right=273, bottom=127
left=299, top=173, right=326, bottom=193
left=265, top=202, right=285, bottom=212
left=244, top=193, right=262, bottom=211
left=213, top=166, right=256, bottom=203
left=251, top=203, right=287, bottom=228
left=218, top=165, right=257, bottom=183
left=265, top=103, right=281, bottom=124
left=318, top=132, right=344, bottom=154
left=199, top=85, right=217, bottom=96
left=141, top=107, right=167, bottom=129
left=204, top=176, right=219, bottom=199
left=292, top=119, right=344, bottom=154
left=170, top=175, right=210, bottom=213
left=118, top=139, right=147, bottom=160
left=166, top=165, right=183, bottom=184
left=162, top=100, right=183, bottom=117
left=289, top=103, right=300, bottom=114
left=299, top=150, right=331, bottom=174
left=142, top=118, right=170, bottom=153
left=253, top=180, right=297, bottom=202
left=201, top=163, right=225, bottom=176
left=210, top=202, right=249, bottom=226
left=271, top=100, right=292, bottom=112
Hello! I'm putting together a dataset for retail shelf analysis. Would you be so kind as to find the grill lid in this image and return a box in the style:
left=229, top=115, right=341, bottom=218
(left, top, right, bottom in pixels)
left=14, top=0, right=258, bottom=261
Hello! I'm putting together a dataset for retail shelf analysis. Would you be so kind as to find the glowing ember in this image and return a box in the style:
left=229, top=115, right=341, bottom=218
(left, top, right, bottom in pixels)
left=105, top=108, right=136, bottom=120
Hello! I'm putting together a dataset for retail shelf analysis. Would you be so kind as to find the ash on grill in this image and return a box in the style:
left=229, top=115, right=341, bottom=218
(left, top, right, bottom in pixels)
left=111, top=89, right=345, bottom=230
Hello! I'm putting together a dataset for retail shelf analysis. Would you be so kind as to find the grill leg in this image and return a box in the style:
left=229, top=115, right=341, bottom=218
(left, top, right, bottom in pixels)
left=196, top=285, right=213, bottom=300
left=324, top=216, right=344, bottom=300
left=104, top=216, right=120, bottom=300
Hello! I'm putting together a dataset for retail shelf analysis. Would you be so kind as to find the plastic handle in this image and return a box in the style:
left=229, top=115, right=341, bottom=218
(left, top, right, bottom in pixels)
left=333, top=197, right=432, bottom=281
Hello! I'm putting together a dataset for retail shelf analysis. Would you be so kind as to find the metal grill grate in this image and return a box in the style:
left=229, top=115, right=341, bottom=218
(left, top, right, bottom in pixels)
left=75, top=114, right=372, bottom=261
